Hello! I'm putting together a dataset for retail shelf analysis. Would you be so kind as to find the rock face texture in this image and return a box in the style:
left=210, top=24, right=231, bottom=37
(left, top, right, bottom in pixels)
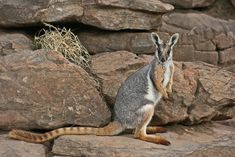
left=91, top=51, right=235, bottom=125
left=156, top=61, right=235, bottom=125
left=96, top=0, right=174, bottom=12
left=78, top=12, right=235, bottom=67
left=52, top=123, right=235, bottom=157
left=81, top=5, right=162, bottom=31
left=0, top=134, right=46, bottom=157
left=0, top=0, right=171, bottom=30
left=0, top=0, right=84, bottom=27
left=0, top=49, right=111, bottom=130
left=161, top=0, right=216, bottom=8
left=0, top=32, right=33, bottom=56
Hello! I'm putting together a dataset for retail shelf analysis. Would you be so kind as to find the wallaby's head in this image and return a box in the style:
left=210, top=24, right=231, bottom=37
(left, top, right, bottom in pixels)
left=151, top=33, right=179, bottom=63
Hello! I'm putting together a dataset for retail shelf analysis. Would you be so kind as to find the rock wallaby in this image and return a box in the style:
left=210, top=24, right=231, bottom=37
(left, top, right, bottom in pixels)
left=9, top=32, right=179, bottom=145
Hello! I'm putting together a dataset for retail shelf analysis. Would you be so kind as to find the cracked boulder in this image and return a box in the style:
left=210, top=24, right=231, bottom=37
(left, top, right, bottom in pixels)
left=0, top=49, right=111, bottom=130
left=155, top=61, right=235, bottom=125
left=91, top=51, right=235, bottom=125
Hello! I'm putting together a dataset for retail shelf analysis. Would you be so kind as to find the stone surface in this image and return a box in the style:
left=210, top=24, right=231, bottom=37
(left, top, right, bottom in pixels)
left=0, top=0, right=84, bottom=27
left=194, top=51, right=218, bottom=65
left=159, top=12, right=235, bottom=64
left=156, top=61, right=235, bottom=125
left=217, top=117, right=235, bottom=128
left=219, top=47, right=235, bottom=64
left=77, top=32, right=155, bottom=55
left=161, top=0, right=216, bottom=8
left=0, top=134, right=46, bottom=157
left=0, top=31, right=33, bottom=56
left=52, top=123, right=235, bottom=157
left=91, top=51, right=235, bottom=125
left=0, top=49, right=111, bottom=130
left=224, top=64, right=235, bottom=73
left=96, top=0, right=174, bottom=13
left=0, top=1, right=162, bottom=30
left=81, top=5, right=161, bottom=30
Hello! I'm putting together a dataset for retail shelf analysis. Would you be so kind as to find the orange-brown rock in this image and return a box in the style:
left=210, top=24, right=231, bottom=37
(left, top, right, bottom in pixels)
left=0, top=49, right=111, bottom=130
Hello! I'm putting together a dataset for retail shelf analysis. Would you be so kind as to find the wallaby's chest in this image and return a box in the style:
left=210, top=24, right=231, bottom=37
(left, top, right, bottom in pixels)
left=162, top=61, right=172, bottom=87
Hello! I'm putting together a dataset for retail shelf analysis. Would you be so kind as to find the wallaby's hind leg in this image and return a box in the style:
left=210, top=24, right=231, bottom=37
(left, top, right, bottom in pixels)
left=146, top=126, right=167, bottom=134
left=134, top=105, right=170, bottom=145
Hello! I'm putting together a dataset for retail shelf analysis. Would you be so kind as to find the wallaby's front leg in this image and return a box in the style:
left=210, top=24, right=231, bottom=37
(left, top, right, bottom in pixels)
left=134, top=105, right=170, bottom=145
left=154, top=65, right=168, bottom=99
left=166, top=65, right=174, bottom=94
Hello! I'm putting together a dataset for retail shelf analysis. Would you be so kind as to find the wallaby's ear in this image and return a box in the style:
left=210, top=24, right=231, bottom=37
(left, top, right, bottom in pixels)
left=169, top=33, right=179, bottom=46
left=151, top=32, right=161, bottom=47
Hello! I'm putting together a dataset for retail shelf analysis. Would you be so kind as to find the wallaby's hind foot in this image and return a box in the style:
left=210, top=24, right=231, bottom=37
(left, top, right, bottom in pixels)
left=133, top=105, right=170, bottom=145
left=146, top=126, right=167, bottom=134
left=135, top=133, right=171, bottom=145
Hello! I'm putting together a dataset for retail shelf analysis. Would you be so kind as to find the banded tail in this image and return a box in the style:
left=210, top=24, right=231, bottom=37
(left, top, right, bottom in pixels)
left=8, top=121, right=123, bottom=143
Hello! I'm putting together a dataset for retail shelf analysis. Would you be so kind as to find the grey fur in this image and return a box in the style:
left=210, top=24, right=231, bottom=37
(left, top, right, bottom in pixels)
left=113, top=33, right=179, bottom=130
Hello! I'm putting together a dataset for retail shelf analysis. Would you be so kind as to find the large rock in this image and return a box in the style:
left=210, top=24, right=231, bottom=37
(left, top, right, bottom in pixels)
left=0, top=31, right=33, bottom=56
left=91, top=51, right=235, bottom=125
left=0, top=134, right=46, bottom=157
left=52, top=123, right=235, bottom=157
left=96, top=0, right=174, bottom=13
left=81, top=5, right=162, bottom=30
left=161, top=0, right=216, bottom=8
left=0, top=0, right=162, bottom=30
left=155, top=61, right=235, bottom=125
left=0, top=49, right=111, bottom=130
left=0, top=0, right=84, bottom=27
left=77, top=32, right=155, bottom=55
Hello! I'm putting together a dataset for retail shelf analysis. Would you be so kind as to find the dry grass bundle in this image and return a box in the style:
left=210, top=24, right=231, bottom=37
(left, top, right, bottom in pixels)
left=34, top=23, right=90, bottom=68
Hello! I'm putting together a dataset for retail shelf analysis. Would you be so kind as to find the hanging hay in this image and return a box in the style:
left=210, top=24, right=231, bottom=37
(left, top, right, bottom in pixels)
left=34, top=23, right=90, bottom=68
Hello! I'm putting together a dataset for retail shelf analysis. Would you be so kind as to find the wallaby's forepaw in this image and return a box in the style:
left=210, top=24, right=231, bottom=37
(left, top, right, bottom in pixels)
left=163, top=93, right=169, bottom=100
